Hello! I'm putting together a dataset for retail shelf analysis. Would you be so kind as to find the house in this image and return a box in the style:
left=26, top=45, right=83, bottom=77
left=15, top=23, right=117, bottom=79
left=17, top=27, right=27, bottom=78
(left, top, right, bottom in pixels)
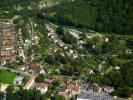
left=0, top=84, right=9, bottom=93
left=114, top=66, right=120, bottom=70
left=18, top=66, right=26, bottom=71
left=97, top=64, right=102, bottom=72
left=28, top=62, right=45, bottom=74
left=64, top=46, right=68, bottom=50
left=69, top=49, right=74, bottom=54
left=48, top=33, right=51, bottom=37
left=58, top=42, right=64, bottom=47
left=51, top=35, right=54, bottom=39
left=44, top=79, right=53, bottom=85
left=59, top=80, right=80, bottom=97
left=60, top=52, right=65, bottom=56
left=101, top=36, right=109, bottom=42
left=31, top=36, right=39, bottom=45
left=125, top=49, right=132, bottom=54
left=23, top=76, right=35, bottom=90
left=53, top=39, right=58, bottom=43
left=13, top=76, right=24, bottom=85
left=73, top=53, right=78, bottom=59
left=53, top=48, right=59, bottom=52
left=36, top=82, right=48, bottom=94
left=66, top=49, right=74, bottom=57
left=88, top=68, right=94, bottom=75
left=92, top=83, right=102, bottom=93
left=103, top=86, right=114, bottom=93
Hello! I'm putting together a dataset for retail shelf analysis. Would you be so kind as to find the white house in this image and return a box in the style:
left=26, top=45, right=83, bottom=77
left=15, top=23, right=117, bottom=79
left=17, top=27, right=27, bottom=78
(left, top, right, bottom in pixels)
left=0, top=84, right=9, bottom=93
left=13, top=76, right=24, bottom=85
left=103, top=86, right=114, bottom=93
left=36, top=83, right=48, bottom=94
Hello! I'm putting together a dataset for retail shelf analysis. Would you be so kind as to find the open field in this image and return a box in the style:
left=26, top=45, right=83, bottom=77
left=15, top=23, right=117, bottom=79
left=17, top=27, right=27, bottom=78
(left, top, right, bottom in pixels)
left=0, top=69, right=16, bottom=84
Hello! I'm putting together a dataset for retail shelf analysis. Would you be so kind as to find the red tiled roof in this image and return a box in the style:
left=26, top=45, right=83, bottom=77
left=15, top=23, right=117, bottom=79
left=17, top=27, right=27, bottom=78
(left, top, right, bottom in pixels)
left=67, top=83, right=80, bottom=92
left=28, top=62, right=41, bottom=73
left=36, top=82, right=48, bottom=89
left=44, top=79, right=53, bottom=84
left=24, top=76, right=35, bottom=89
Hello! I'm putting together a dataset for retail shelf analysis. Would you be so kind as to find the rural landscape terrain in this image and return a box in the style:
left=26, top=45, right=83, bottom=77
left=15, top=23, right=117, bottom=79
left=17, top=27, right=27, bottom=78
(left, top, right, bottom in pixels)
left=0, top=0, right=132, bottom=100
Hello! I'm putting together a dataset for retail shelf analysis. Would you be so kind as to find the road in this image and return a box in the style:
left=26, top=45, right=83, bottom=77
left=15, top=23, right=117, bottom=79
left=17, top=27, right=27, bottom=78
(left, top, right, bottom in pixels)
left=0, top=66, right=35, bottom=76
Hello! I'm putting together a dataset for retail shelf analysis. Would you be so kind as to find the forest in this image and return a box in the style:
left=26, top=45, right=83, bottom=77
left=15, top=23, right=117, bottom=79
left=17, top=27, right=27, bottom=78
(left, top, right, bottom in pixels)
left=45, top=0, right=133, bottom=35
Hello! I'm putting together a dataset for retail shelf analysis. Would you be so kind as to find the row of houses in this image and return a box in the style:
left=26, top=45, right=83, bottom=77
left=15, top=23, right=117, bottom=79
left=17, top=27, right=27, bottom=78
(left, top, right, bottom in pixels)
left=0, top=20, right=16, bottom=65
left=22, top=75, right=81, bottom=98
left=52, top=76, right=81, bottom=98
left=46, top=24, right=79, bottom=59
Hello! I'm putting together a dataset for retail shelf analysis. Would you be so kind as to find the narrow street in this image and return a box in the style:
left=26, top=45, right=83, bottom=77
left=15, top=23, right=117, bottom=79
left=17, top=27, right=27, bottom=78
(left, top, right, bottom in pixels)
left=0, top=66, right=35, bottom=76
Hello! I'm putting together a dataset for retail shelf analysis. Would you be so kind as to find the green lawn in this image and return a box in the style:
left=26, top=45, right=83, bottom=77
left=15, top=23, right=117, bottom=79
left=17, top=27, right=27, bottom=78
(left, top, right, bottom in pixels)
left=0, top=70, right=16, bottom=84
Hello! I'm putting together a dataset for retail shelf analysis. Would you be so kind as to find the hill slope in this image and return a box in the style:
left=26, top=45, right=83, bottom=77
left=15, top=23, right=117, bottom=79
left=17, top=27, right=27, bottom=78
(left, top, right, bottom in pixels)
left=45, top=0, right=133, bottom=34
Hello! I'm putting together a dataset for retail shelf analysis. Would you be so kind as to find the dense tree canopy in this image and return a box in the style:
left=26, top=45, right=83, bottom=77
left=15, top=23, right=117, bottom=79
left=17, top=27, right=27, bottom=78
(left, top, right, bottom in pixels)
left=45, top=0, right=133, bottom=34
left=6, top=89, right=46, bottom=100
left=35, top=74, right=45, bottom=83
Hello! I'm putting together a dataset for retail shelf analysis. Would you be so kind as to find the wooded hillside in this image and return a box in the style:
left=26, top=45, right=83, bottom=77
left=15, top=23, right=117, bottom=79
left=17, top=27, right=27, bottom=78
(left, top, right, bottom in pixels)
left=45, top=0, right=133, bottom=34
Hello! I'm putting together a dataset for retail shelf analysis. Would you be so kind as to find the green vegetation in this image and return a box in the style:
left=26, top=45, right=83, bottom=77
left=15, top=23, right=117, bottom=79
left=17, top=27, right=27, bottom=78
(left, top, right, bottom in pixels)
left=0, top=70, right=16, bottom=84
left=45, top=0, right=133, bottom=34
left=56, top=26, right=64, bottom=35
left=0, top=92, right=4, bottom=100
left=6, top=89, right=48, bottom=100
left=0, top=0, right=132, bottom=98
left=35, top=74, right=45, bottom=83
left=6, top=86, right=66, bottom=100
left=6, top=85, right=15, bottom=94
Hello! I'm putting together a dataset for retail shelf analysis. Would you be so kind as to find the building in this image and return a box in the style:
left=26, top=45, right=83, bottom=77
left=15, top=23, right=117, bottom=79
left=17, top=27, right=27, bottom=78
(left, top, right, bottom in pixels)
left=43, top=79, right=53, bottom=85
left=103, top=86, right=114, bottom=93
left=0, top=20, right=16, bottom=65
left=28, top=62, right=45, bottom=74
left=36, top=82, right=48, bottom=94
left=23, top=76, right=35, bottom=90
left=87, top=68, right=94, bottom=75
left=0, top=84, right=9, bottom=93
left=77, top=91, right=113, bottom=100
left=13, top=76, right=24, bottom=85
left=59, top=80, right=80, bottom=97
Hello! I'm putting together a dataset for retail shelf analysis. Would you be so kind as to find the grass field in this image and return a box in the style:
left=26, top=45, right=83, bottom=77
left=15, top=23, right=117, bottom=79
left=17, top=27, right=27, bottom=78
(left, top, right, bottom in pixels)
left=0, top=70, right=16, bottom=84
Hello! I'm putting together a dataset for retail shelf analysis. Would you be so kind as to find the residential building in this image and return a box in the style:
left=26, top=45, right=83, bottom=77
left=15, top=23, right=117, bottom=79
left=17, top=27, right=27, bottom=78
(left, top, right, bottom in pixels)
left=23, top=76, right=35, bottom=90
left=59, top=80, right=80, bottom=97
left=13, top=76, right=24, bottom=85
left=103, top=86, right=114, bottom=93
left=36, top=82, right=48, bottom=94
left=28, top=62, right=45, bottom=74
left=0, top=20, right=16, bottom=65
left=0, top=84, right=9, bottom=93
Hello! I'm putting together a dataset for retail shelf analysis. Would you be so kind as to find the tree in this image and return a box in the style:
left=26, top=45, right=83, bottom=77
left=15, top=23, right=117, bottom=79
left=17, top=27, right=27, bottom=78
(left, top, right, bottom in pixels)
left=117, top=87, right=132, bottom=98
left=6, top=89, right=47, bottom=100
left=51, top=94, right=66, bottom=100
left=57, top=55, right=67, bottom=64
left=52, top=80, right=61, bottom=87
left=0, top=92, right=4, bottom=100
left=35, top=74, right=44, bottom=83
left=56, top=26, right=64, bottom=35
left=109, top=71, right=124, bottom=88
left=45, top=55, right=56, bottom=65
left=120, top=61, right=133, bottom=87
left=45, top=0, right=133, bottom=34
left=6, top=85, right=14, bottom=94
